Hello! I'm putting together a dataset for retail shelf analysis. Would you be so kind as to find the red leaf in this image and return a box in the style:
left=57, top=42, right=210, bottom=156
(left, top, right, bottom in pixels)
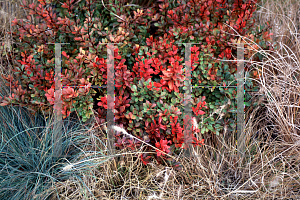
left=198, top=110, right=205, bottom=115
left=39, top=0, right=47, bottom=5
left=74, top=37, right=82, bottom=41
left=62, top=51, right=69, bottom=58
left=141, top=154, right=150, bottom=165
left=12, top=18, right=18, bottom=26
left=0, top=100, right=9, bottom=106
left=61, top=3, right=69, bottom=9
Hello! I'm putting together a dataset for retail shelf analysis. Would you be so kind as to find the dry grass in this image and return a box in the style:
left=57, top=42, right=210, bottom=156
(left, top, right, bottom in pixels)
left=1, top=0, right=300, bottom=199
left=255, top=0, right=300, bottom=58
left=0, top=0, right=35, bottom=79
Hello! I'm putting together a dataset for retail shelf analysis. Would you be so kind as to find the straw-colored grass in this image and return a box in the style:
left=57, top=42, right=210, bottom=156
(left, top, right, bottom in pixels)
left=0, top=0, right=35, bottom=76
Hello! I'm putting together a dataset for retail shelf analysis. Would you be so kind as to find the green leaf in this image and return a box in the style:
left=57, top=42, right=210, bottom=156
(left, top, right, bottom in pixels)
left=157, top=101, right=162, bottom=107
left=171, top=98, right=175, bottom=104
left=138, top=111, right=143, bottom=117
left=207, top=125, right=213, bottom=131
left=245, top=102, right=251, bottom=106
left=132, top=85, right=137, bottom=91
left=201, top=128, right=205, bottom=134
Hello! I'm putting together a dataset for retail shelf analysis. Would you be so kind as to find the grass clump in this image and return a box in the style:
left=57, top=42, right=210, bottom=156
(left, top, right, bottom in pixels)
left=0, top=104, right=113, bottom=200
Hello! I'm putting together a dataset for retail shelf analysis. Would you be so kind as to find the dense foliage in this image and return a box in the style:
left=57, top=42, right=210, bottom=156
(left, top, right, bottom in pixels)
left=0, top=0, right=274, bottom=166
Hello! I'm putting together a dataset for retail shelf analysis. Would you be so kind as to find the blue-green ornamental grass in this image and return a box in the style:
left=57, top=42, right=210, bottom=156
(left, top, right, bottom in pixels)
left=0, top=105, right=112, bottom=200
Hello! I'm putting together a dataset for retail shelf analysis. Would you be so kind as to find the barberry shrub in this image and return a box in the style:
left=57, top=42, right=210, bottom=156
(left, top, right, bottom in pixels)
left=0, top=0, right=274, bottom=167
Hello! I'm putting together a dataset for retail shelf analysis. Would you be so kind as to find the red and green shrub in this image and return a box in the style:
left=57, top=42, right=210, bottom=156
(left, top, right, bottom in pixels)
left=0, top=0, right=274, bottom=167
